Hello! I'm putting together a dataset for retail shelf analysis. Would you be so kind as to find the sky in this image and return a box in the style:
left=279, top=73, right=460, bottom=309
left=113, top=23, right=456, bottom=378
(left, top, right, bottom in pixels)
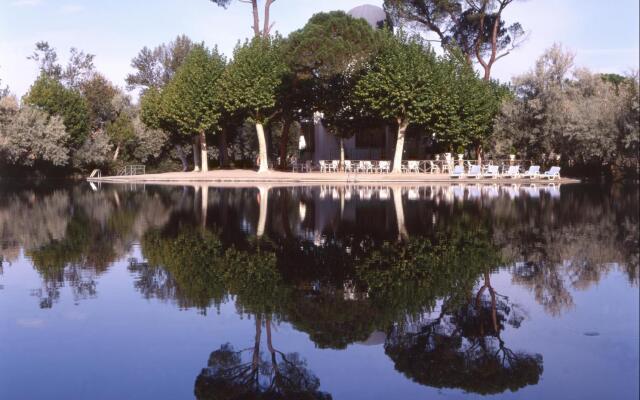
left=1, top=0, right=638, bottom=99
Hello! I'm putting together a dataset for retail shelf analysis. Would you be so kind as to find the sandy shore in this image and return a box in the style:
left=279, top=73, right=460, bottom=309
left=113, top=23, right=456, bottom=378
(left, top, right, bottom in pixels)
left=87, top=169, right=580, bottom=185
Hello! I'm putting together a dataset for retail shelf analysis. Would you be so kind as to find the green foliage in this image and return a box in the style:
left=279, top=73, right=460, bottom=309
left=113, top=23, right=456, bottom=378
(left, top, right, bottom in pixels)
left=161, top=45, right=226, bottom=136
left=494, top=44, right=639, bottom=176
left=142, top=228, right=227, bottom=309
left=435, top=53, right=511, bottom=149
left=355, top=32, right=441, bottom=126
left=106, top=113, right=135, bottom=146
left=73, top=131, right=113, bottom=169
left=126, top=35, right=195, bottom=91
left=221, top=37, right=288, bottom=123
left=286, top=11, right=380, bottom=78
left=80, top=73, right=118, bottom=130
left=0, top=106, right=70, bottom=167
left=23, top=74, right=90, bottom=148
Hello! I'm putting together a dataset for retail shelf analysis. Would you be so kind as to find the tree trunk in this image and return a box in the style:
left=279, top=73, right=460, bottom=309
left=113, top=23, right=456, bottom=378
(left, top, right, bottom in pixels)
left=252, top=315, right=262, bottom=377
left=112, top=144, right=120, bottom=161
left=476, top=144, right=483, bottom=166
left=256, top=185, right=269, bottom=238
left=199, top=130, right=208, bottom=172
left=192, top=136, right=201, bottom=172
left=279, top=118, right=291, bottom=170
left=263, top=0, right=275, bottom=38
left=255, top=123, right=269, bottom=173
left=218, top=128, right=229, bottom=168
left=392, top=120, right=408, bottom=173
left=339, top=138, right=345, bottom=171
left=201, top=185, right=208, bottom=229
left=392, top=188, right=408, bottom=241
left=251, top=0, right=260, bottom=37
left=175, top=144, right=188, bottom=171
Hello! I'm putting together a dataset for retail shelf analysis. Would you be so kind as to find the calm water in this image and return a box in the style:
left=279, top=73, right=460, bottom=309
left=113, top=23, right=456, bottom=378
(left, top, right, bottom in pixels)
left=0, top=181, right=638, bottom=400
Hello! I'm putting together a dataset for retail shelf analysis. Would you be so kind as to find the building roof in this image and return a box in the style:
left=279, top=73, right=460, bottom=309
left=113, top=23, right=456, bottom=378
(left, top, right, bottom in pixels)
left=347, top=4, right=386, bottom=28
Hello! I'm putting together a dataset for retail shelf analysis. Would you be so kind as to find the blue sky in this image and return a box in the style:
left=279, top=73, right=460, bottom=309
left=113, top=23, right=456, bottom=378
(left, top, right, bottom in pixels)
left=1, top=0, right=638, bottom=99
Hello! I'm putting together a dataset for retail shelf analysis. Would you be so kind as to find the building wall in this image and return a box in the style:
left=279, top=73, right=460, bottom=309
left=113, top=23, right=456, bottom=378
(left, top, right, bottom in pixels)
left=313, top=118, right=394, bottom=162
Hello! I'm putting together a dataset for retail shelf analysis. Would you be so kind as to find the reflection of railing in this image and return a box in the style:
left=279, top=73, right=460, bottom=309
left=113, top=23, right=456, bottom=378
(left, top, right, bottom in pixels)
left=118, top=165, right=146, bottom=176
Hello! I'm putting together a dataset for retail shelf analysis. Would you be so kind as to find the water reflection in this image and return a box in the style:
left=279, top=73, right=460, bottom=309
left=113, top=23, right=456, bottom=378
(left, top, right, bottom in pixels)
left=0, top=182, right=637, bottom=398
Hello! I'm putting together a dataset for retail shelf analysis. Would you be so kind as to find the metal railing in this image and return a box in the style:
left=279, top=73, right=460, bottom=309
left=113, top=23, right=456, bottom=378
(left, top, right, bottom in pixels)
left=88, top=169, right=101, bottom=178
left=119, top=165, right=146, bottom=176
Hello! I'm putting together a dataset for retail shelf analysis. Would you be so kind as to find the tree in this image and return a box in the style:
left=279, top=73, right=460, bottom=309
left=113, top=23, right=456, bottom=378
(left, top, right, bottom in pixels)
left=23, top=74, right=90, bottom=148
left=128, top=36, right=197, bottom=171
left=105, top=113, right=135, bottom=161
left=384, top=0, right=525, bottom=79
left=126, top=35, right=195, bottom=91
left=0, top=76, right=9, bottom=98
left=286, top=11, right=382, bottom=168
left=355, top=32, right=444, bottom=172
left=161, top=45, right=226, bottom=172
left=494, top=44, right=639, bottom=178
left=435, top=52, right=510, bottom=159
left=0, top=106, right=70, bottom=167
left=28, top=41, right=95, bottom=88
left=221, top=37, right=287, bottom=172
left=139, top=87, right=189, bottom=170
left=208, top=0, right=277, bottom=38
left=73, top=130, right=113, bottom=170
left=80, top=73, right=118, bottom=131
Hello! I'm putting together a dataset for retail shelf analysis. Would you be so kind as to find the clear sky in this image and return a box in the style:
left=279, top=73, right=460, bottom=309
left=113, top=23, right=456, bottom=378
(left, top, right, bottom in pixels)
left=1, top=0, right=638, bottom=99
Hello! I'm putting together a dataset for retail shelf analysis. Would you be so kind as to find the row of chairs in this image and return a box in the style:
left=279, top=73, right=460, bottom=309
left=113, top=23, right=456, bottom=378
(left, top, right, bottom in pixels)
left=451, top=165, right=561, bottom=180
left=319, top=160, right=391, bottom=173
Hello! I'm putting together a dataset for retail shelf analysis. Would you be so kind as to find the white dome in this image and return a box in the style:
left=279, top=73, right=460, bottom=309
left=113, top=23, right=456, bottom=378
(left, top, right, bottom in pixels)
left=347, top=4, right=386, bottom=28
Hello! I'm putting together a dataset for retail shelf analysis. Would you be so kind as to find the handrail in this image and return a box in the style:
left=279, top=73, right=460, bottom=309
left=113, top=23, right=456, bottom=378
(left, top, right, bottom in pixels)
left=118, top=165, right=146, bottom=176
left=89, top=169, right=101, bottom=178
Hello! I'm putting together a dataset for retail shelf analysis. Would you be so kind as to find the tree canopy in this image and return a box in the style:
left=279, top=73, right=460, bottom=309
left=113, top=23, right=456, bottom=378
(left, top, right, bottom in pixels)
left=23, top=74, right=90, bottom=148
left=355, top=32, right=444, bottom=171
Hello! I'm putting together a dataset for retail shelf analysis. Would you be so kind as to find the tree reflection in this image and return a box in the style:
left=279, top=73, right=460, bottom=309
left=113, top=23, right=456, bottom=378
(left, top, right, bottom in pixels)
left=195, top=318, right=331, bottom=400
left=384, top=272, right=543, bottom=394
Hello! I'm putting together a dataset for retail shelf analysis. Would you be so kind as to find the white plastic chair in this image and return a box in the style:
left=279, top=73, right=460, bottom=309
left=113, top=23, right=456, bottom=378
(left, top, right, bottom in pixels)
left=403, top=160, right=420, bottom=173
left=467, top=165, right=482, bottom=179
left=523, top=165, right=541, bottom=179
left=319, top=160, right=328, bottom=173
left=378, top=161, right=390, bottom=173
left=483, top=165, right=500, bottom=179
left=541, top=166, right=561, bottom=180
left=344, top=160, right=354, bottom=172
left=504, top=165, right=520, bottom=178
left=428, top=161, right=440, bottom=174
left=450, top=165, right=465, bottom=178
left=330, top=160, right=339, bottom=172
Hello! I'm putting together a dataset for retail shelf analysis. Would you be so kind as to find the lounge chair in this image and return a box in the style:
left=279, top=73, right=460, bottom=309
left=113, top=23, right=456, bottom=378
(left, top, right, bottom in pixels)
left=523, top=165, right=541, bottom=179
left=541, top=166, right=561, bottom=180
left=504, top=165, right=520, bottom=178
left=450, top=165, right=465, bottom=178
left=467, top=165, right=482, bottom=179
left=483, top=165, right=500, bottom=179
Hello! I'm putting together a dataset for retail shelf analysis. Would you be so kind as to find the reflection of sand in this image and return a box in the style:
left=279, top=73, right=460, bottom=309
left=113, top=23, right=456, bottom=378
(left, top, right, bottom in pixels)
left=89, top=169, right=580, bottom=184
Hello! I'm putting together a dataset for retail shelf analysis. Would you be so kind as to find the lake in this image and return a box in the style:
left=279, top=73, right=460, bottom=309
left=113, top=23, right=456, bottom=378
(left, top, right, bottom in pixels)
left=0, top=181, right=638, bottom=400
